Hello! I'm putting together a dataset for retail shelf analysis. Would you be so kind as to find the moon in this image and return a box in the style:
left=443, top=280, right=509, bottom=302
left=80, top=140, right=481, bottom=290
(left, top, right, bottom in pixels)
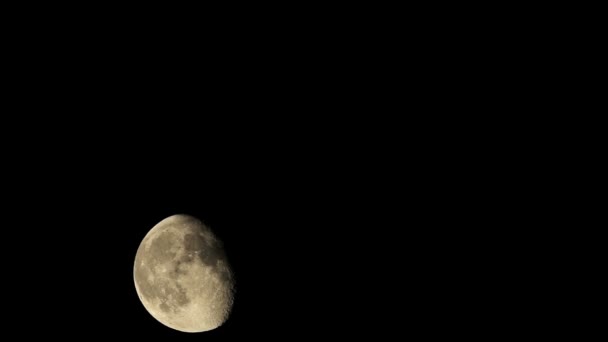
left=133, top=214, right=235, bottom=333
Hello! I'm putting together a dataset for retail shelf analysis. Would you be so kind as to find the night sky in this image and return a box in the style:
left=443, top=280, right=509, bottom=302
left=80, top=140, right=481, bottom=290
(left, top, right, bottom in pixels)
left=2, top=8, right=522, bottom=337
left=8, top=139, right=409, bottom=339
left=2, top=109, right=496, bottom=339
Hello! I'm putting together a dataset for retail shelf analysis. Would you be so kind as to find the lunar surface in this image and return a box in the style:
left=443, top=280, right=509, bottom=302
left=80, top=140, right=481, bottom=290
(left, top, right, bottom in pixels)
left=133, top=214, right=234, bottom=333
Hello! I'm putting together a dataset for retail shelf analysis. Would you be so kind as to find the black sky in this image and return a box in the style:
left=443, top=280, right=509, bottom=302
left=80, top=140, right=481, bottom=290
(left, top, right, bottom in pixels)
left=0, top=6, right=539, bottom=337
left=5, top=133, right=411, bottom=340
left=1, top=113, right=521, bottom=339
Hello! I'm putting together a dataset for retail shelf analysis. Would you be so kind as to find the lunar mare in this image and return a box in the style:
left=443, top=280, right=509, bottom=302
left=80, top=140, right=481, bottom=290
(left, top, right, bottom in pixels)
left=134, top=214, right=234, bottom=333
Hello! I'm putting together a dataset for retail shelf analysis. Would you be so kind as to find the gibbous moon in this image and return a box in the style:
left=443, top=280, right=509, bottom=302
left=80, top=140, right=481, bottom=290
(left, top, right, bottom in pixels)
left=133, top=214, right=235, bottom=333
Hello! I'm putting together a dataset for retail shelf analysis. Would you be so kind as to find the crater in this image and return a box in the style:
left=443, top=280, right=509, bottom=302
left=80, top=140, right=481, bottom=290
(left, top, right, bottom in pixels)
left=214, top=262, right=233, bottom=284
left=173, top=260, right=189, bottom=276
left=198, top=243, right=225, bottom=268
left=148, top=232, right=179, bottom=263
left=179, top=252, right=194, bottom=264
left=183, top=233, right=204, bottom=252
left=135, top=260, right=191, bottom=312
left=174, top=283, right=189, bottom=306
